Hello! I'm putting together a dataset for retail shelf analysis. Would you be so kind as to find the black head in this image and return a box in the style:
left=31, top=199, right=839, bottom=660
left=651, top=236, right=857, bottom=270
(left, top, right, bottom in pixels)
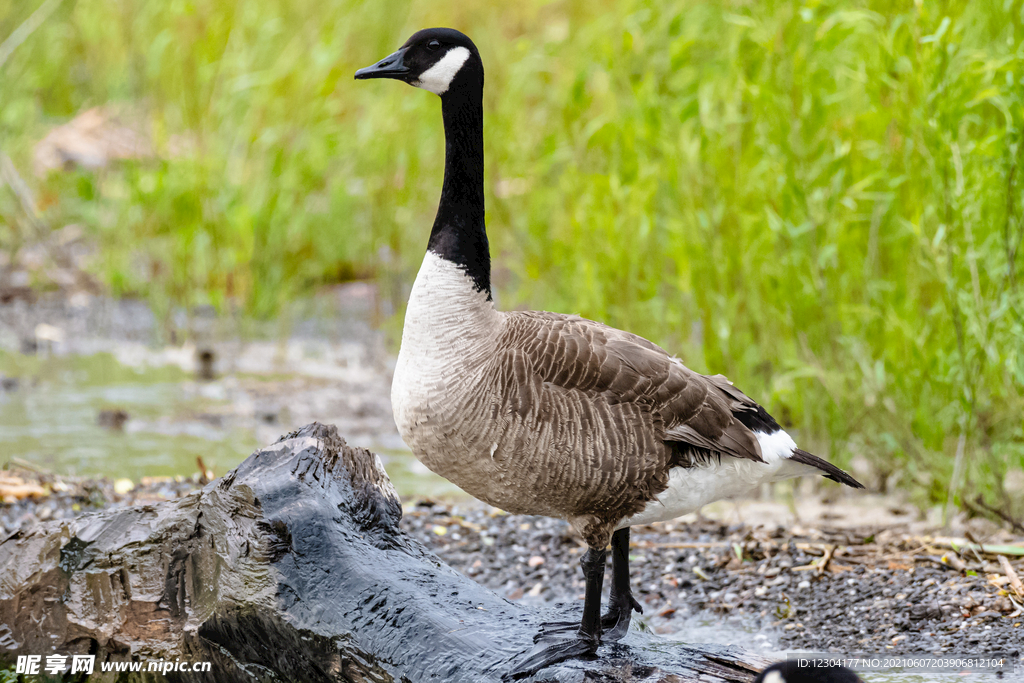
left=354, top=28, right=482, bottom=96
left=754, top=661, right=863, bottom=683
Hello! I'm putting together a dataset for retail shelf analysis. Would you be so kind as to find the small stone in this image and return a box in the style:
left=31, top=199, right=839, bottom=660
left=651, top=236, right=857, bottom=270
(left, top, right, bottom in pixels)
left=98, top=409, right=129, bottom=430
left=797, top=580, right=811, bottom=590
left=527, top=555, right=545, bottom=568
left=992, top=596, right=1013, bottom=613
left=432, top=525, right=447, bottom=536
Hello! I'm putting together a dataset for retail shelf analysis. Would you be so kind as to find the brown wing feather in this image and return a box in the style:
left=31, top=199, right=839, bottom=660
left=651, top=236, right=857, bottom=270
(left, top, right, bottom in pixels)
left=501, top=311, right=764, bottom=464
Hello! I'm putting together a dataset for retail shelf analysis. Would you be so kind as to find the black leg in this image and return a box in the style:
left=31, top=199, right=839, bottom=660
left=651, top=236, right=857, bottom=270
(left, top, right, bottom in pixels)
left=505, top=545, right=605, bottom=679
left=531, top=528, right=643, bottom=641
left=602, top=526, right=642, bottom=641
left=576, top=545, right=605, bottom=639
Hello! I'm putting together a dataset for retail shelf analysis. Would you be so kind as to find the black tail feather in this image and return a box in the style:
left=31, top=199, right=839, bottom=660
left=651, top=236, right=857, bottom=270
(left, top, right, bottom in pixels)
left=790, top=448, right=864, bottom=489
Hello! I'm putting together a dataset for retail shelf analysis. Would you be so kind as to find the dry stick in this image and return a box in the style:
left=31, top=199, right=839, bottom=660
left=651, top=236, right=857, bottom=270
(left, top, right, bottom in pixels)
left=963, top=530, right=989, bottom=566
left=5, top=457, right=51, bottom=475
left=0, top=0, right=64, bottom=70
left=940, top=552, right=967, bottom=573
left=967, top=495, right=1024, bottom=535
left=816, top=545, right=835, bottom=576
left=999, top=555, right=1024, bottom=599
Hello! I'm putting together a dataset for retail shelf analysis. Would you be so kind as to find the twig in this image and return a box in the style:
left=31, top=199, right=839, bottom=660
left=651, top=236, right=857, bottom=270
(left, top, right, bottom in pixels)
left=965, top=494, right=1024, bottom=534
left=816, top=544, right=835, bottom=577
left=4, top=456, right=51, bottom=475
left=939, top=553, right=966, bottom=572
left=0, top=0, right=65, bottom=71
left=920, top=555, right=963, bottom=572
left=963, top=530, right=988, bottom=565
left=998, top=555, right=1024, bottom=599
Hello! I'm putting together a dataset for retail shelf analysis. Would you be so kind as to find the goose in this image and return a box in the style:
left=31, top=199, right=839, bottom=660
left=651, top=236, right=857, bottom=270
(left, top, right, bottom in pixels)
left=355, top=28, right=864, bottom=677
left=755, top=661, right=863, bottom=683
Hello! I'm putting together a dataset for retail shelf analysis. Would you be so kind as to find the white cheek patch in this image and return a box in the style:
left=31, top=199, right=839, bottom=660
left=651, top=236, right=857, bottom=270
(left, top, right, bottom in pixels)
left=415, top=46, right=471, bottom=95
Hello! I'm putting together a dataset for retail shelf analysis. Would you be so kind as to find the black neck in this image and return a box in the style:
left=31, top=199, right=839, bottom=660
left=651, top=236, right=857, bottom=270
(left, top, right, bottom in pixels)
left=426, top=71, right=490, bottom=298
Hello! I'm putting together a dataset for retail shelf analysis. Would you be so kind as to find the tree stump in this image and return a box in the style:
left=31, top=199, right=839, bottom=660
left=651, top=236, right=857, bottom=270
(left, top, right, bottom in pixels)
left=0, top=423, right=769, bottom=682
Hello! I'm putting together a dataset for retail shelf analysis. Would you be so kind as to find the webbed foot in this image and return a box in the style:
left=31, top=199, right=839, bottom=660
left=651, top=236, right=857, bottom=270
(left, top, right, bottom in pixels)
left=533, top=591, right=642, bottom=642
left=504, top=633, right=599, bottom=680
left=601, top=591, right=643, bottom=642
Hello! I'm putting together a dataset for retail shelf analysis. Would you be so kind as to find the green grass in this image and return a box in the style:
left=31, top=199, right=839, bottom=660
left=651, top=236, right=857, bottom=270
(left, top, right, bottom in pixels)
left=1, top=0, right=1022, bottom=514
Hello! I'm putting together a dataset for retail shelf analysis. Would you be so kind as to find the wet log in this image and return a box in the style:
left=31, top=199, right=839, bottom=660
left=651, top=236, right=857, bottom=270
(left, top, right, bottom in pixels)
left=0, top=423, right=768, bottom=682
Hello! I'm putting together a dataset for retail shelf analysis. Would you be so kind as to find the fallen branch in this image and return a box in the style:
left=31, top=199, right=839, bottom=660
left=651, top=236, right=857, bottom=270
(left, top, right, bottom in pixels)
left=998, top=555, right=1024, bottom=599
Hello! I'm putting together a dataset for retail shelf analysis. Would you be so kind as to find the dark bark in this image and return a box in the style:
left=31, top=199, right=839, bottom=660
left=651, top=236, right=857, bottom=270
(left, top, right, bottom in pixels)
left=0, top=423, right=768, bottom=682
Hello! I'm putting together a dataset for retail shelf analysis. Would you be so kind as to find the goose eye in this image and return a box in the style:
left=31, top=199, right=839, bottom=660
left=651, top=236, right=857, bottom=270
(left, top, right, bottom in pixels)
left=427, top=39, right=441, bottom=50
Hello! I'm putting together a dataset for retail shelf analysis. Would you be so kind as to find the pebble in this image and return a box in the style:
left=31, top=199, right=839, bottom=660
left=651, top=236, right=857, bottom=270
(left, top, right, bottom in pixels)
left=1, top=470, right=205, bottom=537
left=400, top=500, right=1024, bottom=656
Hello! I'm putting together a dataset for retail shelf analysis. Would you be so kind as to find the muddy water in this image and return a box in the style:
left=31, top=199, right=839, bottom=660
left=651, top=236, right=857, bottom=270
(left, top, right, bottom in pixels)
left=0, top=288, right=463, bottom=498
left=0, top=352, right=254, bottom=478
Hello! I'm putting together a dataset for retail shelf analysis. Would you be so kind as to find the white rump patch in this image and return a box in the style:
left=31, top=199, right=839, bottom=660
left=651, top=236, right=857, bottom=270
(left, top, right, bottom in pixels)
left=756, top=429, right=797, bottom=463
left=415, top=46, right=471, bottom=95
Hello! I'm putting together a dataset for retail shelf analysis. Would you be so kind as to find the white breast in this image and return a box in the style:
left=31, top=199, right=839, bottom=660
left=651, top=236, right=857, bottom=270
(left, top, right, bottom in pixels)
left=391, top=251, right=500, bottom=444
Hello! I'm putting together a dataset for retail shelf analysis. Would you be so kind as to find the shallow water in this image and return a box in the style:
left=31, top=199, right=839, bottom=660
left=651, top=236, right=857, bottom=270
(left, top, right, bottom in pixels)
left=0, top=351, right=256, bottom=478
left=0, top=290, right=466, bottom=497
left=0, top=346, right=476, bottom=500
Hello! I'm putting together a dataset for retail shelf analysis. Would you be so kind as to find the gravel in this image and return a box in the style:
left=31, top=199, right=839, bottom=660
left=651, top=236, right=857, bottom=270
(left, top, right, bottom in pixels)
left=4, top=472, right=1023, bottom=666
left=399, top=500, right=1024, bottom=660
